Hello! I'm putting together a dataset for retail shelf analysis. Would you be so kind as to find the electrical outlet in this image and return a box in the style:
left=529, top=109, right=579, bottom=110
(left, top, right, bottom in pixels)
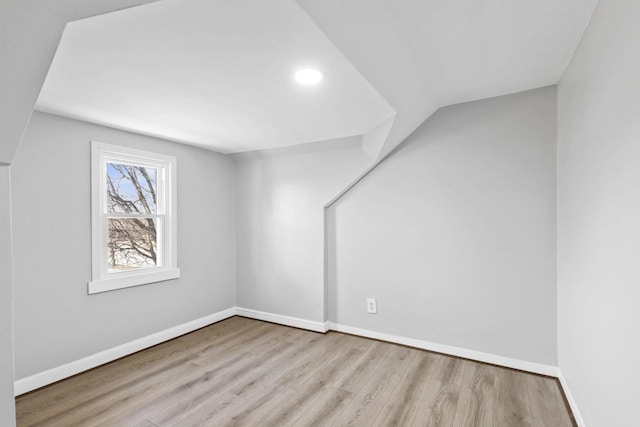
left=366, top=298, right=377, bottom=314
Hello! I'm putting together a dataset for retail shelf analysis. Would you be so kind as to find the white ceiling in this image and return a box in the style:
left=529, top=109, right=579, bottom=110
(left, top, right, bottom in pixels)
left=297, top=0, right=599, bottom=152
left=298, top=0, right=597, bottom=154
left=36, top=0, right=395, bottom=153
left=36, top=0, right=598, bottom=155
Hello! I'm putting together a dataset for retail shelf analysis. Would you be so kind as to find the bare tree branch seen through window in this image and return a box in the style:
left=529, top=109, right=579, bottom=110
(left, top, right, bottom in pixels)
left=106, top=163, right=158, bottom=271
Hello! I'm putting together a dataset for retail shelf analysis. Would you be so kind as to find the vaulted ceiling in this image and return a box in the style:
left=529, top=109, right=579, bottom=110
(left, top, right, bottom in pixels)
left=36, top=0, right=598, bottom=155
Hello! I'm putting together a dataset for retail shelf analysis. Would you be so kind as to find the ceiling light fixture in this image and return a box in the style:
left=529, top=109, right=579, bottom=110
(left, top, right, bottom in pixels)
left=295, top=68, right=324, bottom=85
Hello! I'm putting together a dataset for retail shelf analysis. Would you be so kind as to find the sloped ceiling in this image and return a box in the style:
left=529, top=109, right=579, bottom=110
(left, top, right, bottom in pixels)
left=297, top=0, right=599, bottom=153
left=35, top=0, right=395, bottom=153
left=35, top=0, right=598, bottom=155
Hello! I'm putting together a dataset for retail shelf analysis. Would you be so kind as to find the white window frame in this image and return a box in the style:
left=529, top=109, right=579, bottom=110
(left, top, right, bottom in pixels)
left=89, top=141, right=179, bottom=294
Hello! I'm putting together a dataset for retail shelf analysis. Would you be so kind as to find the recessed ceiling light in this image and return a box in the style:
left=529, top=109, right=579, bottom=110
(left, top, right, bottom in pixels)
left=295, top=68, right=324, bottom=85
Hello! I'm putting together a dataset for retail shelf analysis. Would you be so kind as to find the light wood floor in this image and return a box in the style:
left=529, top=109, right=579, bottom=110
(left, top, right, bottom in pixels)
left=16, top=317, right=575, bottom=427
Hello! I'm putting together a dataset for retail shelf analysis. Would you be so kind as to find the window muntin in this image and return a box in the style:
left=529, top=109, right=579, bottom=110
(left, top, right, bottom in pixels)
left=89, top=142, right=179, bottom=294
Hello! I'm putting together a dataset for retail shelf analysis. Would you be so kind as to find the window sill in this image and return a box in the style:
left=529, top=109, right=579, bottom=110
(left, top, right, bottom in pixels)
left=88, top=268, right=180, bottom=294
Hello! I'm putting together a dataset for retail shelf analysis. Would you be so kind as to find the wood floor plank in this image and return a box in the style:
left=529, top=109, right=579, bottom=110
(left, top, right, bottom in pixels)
left=126, top=420, right=158, bottom=427
left=525, top=374, right=575, bottom=427
left=333, top=341, right=391, bottom=394
left=452, top=361, right=495, bottom=427
left=494, top=368, right=535, bottom=427
left=372, top=350, right=440, bottom=426
left=16, top=316, right=255, bottom=422
left=333, top=344, right=412, bottom=426
left=433, top=356, right=467, bottom=386
left=98, top=325, right=284, bottom=426
left=226, top=330, right=330, bottom=402
left=15, top=317, right=576, bottom=427
left=414, top=380, right=461, bottom=427
left=190, top=321, right=278, bottom=366
left=408, top=355, right=467, bottom=427
left=91, top=358, right=239, bottom=425
left=291, top=386, right=354, bottom=427
left=274, top=332, right=352, bottom=389
left=157, top=391, right=246, bottom=427
left=36, top=360, right=201, bottom=427
left=147, top=337, right=310, bottom=426
left=260, top=343, right=366, bottom=426
left=110, top=340, right=292, bottom=426
left=17, top=354, right=202, bottom=426
left=220, top=382, right=298, bottom=427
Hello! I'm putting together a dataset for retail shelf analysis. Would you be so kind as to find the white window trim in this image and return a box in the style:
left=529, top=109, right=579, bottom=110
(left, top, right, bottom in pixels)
left=89, top=141, right=179, bottom=294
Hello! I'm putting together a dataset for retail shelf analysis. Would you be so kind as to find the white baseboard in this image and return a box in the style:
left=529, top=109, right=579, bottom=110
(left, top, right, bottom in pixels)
left=326, top=322, right=560, bottom=377
left=14, top=306, right=567, bottom=412
left=14, top=307, right=237, bottom=396
left=558, top=370, right=585, bottom=427
left=235, top=307, right=328, bottom=333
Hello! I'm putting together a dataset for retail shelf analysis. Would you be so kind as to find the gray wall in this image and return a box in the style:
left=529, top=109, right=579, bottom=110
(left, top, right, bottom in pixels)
left=1, top=4, right=67, bottom=424
left=0, top=2, right=64, bottom=164
left=11, top=111, right=236, bottom=380
left=2, top=5, right=161, bottom=423
left=234, top=138, right=370, bottom=322
left=558, top=0, right=640, bottom=425
left=332, top=87, right=558, bottom=365
left=0, top=166, right=16, bottom=422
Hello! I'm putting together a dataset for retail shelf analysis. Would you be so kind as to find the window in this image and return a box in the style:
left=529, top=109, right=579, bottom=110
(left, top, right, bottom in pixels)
left=89, top=141, right=179, bottom=294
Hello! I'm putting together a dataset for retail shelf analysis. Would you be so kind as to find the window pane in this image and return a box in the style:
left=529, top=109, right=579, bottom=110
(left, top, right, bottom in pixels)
left=107, top=218, right=159, bottom=272
left=106, top=162, right=157, bottom=214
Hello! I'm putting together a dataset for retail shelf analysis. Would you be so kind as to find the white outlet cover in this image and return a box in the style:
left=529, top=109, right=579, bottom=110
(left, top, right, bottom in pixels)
left=367, top=298, right=377, bottom=314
